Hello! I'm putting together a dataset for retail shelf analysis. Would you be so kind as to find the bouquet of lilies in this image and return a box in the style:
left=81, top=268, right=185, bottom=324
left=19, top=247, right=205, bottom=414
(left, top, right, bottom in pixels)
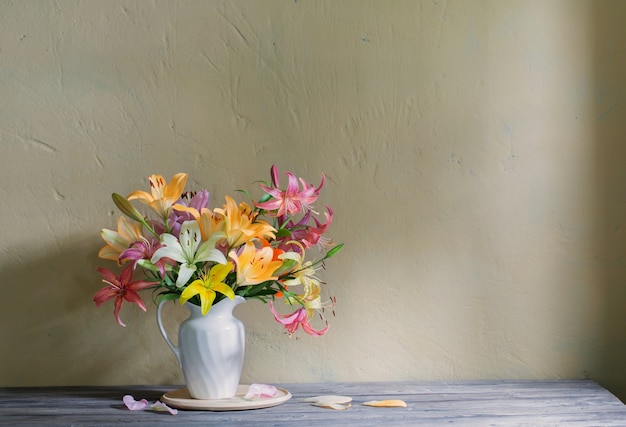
left=94, top=165, right=342, bottom=337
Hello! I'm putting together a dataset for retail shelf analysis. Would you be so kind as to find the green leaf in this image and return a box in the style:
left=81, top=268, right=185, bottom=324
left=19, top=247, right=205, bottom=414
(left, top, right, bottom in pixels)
left=275, top=228, right=292, bottom=238
left=137, top=259, right=160, bottom=272
left=235, top=189, right=252, bottom=200
left=237, top=281, right=278, bottom=298
left=273, top=259, right=297, bottom=276
left=163, top=274, right=174, bottom=287
left=156, top=292, right=181, bottom=303
left=257, top=193, right=272, bottom=204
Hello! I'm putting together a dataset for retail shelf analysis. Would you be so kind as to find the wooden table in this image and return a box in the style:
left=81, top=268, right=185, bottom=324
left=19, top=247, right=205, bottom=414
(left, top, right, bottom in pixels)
left=1, top=380, right=625, bottom=426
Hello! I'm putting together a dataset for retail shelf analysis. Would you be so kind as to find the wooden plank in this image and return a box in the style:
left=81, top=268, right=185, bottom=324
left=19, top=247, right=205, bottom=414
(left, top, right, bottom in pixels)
left=0, top=381, right=625, bottom=426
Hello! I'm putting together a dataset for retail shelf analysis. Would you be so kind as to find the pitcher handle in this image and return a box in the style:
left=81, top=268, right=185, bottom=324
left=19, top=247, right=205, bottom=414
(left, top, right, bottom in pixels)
left=156, top=300, right=181, bottom=366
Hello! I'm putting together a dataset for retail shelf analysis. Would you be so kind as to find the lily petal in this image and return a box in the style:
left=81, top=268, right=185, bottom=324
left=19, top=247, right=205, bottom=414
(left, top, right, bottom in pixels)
left=312, top=402, right=351, bottom=410
left=211, top=282, right=235, bottom=300
left=302, top=395, right=352, bottom=410
left=150, top=401, right=178, bottom=415
left=123, top=395, right=178, bottom=415
left=244, top=384, right=278, bottom=400
left=208, top=261, right=233, bottom=283
left=195, top=234, right=227, bottom=264
left=123, top=395, right=149, bottom=411
left=175, top=263, right=196, bottom=287
left=362, top=400, right=407, bottom=408
left=199, top=290, right=216, bottom=315
left=113, top=295, right=126, bottom=327
left=151, top=235, right=186, bottom=264
left=301, top=318, right=330, bottom=337
left=179, top=281, right=205, bottom=305
left=178, top=221, right=202, bottom=260
left=163, top=173, right=188, bottom=200
left=93, top=287, right=119, bottom=306
left=302, top=395, right=352, bottom=405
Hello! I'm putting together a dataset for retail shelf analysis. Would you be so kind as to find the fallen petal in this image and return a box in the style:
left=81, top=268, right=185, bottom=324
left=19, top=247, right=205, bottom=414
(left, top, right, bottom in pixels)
left=362, top=399, right=407, bottom=407
left=123, top=395, right=149, bottom=411
left=244, top=384, right=278, bottom=400
left=151, top=401, right=178, bottom=415
left=302, top=395, right=352, bottom=405
left=311, top=401, right=352, bottom=410
left=302, top=395, right=352, bottom=411
left=302, top=395, right=353, bottom=410
left=123, top=395, right=178, bottom=415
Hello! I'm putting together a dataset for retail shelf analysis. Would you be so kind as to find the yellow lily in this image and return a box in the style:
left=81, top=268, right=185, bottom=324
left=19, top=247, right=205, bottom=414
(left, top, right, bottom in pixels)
left=179, top=262, right=235, bottom=315
left=276, top=241, right=329, bottom=318
left=229, top=241, right=283, bottom=286
left=99, top=216, right=144, bottom=264
left=127, top=173, right=188, bottom=220
left=280, top=256, right=321, bottom=290
left=278, top=241, right=321, bottom=290
left=214, top=196, right=276, bottom=248
left=285, top=282, right=326, bottom=318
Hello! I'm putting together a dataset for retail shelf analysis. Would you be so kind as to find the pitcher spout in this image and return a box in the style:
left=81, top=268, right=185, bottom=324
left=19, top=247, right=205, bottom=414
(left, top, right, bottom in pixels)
left=212, top=295, right=246, bottom=314
left=185, top=295, right=246, bottom=318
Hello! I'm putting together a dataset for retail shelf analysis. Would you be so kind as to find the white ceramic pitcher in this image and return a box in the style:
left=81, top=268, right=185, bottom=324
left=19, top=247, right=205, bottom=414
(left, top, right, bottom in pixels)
left=156, top=296, right=246, bottom=399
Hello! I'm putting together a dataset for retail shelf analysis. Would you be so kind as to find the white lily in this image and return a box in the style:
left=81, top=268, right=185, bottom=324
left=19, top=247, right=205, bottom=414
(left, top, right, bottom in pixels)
left=151, top=221, right=227, bottom=287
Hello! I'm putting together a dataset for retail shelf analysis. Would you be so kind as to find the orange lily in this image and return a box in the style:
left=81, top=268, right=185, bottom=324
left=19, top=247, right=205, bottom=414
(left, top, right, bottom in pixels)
left=172, top=204, right=223, bottom=241
left=213, top=196, right=276, bottom=248
left=127, top=173, right=188, bottom=220
left=229, top=241, right=283, bottom=286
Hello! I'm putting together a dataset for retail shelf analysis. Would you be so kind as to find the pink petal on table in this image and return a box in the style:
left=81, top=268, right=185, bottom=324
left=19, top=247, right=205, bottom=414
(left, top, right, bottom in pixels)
left=122, top=395, right=178, bottom=415
left=244, top=384, right=278, bottom=400
left=123, top=395, right=149, bottom=411
left=150, top=401, right=178, bottom=415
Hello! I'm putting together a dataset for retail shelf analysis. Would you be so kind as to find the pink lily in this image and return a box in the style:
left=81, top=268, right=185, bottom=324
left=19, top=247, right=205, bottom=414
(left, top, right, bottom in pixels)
left=302, top=206, right=334, bottom=248
left=297, top=173, right=326, bottom=212
left=119, top=237, right=169, bottom=277
left=278, top=206, right=334, bottom=252
left=269, top=301, right=329, bottom=337
left=255, top=165, right=325, bottom=217
left=94, top=265, right=159, bottom=327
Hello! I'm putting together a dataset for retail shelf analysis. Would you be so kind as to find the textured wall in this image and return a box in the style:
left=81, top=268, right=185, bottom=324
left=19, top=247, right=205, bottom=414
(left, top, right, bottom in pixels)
left=2, top=0, right=626, bottom=400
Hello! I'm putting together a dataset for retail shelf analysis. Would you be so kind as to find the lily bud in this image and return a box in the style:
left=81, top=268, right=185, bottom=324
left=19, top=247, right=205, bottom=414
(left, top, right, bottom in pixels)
left=112, top=193, right=146, bottom=223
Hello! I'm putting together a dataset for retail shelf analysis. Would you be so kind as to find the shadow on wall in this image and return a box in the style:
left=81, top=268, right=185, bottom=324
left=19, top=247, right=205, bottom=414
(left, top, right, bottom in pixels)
left=0, top=238, right=140, bottom=386
left=593, top=1, right=626, bottom=403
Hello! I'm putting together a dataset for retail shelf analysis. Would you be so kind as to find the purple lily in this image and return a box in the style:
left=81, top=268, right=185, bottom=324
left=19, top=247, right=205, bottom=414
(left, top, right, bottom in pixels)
left=167, top=190, right=210, bottom=237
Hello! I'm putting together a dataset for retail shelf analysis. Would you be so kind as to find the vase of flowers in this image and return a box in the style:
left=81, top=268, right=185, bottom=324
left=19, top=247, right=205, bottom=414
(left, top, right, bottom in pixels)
left=93, top=165, right=342, bottom=399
